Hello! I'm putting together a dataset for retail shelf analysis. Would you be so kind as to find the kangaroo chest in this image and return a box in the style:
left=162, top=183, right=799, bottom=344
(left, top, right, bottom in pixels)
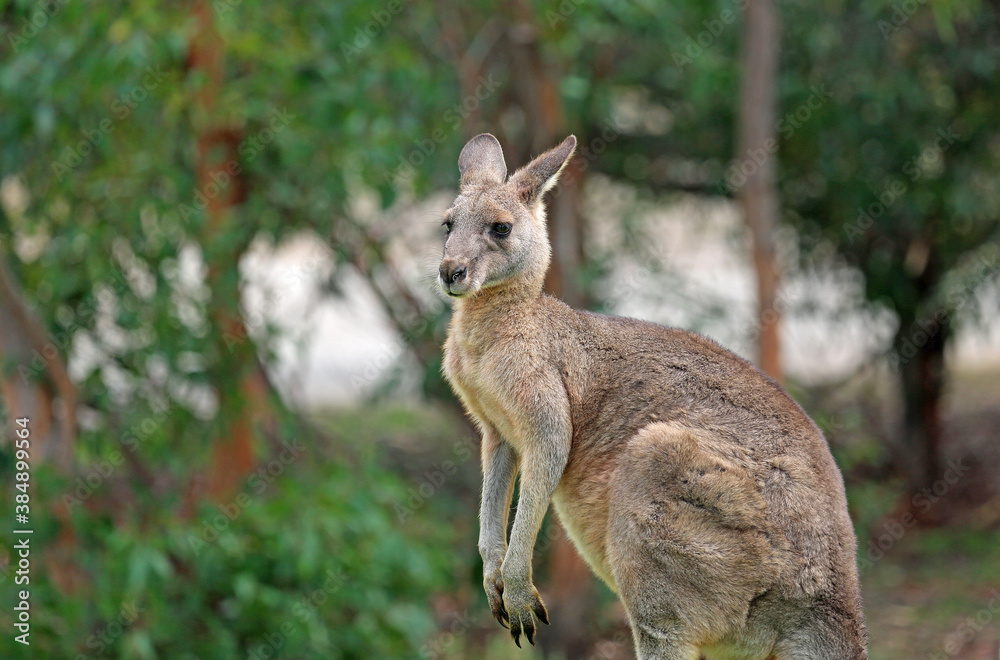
left=444, top=339, right=513, bottom=437
left=444, top=331, right=548, bottom=456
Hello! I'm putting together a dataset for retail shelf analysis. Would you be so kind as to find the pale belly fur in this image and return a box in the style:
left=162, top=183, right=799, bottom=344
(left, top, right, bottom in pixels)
left=551, top=475, right=618, bottom=592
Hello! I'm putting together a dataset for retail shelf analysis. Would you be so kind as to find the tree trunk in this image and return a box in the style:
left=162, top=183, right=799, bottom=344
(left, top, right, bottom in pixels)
left=895, top=318, right=947, bottom=522
left=188, top=0, right=274, bottom=504
left=736, top=0, right=784, bottom=383
left=891, top=240, right=949, bottom=522
left=546, top=155, right=587, bottom=308
left=0, top=253, right=76, bottom=470
left=0, top=251, right=86, bottom=593
left=508, top=2, right=587, bottom=308
left=537, top=520, right=597, bottom=659
left=506, top=6, right=596, bottom=656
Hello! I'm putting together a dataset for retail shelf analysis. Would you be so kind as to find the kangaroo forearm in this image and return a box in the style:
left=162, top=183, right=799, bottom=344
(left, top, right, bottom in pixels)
left=478, top=432, right=518, bottom=560
left=503, top=439, right=569, bottom=579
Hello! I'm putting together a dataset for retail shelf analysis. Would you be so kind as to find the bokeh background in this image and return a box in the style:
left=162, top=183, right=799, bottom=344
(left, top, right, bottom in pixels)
left=1, top=1, right=999, bottom=658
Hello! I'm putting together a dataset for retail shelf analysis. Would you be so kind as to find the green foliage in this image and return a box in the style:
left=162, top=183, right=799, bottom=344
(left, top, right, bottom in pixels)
left=538, top=0, right=1000, bottom=346
left=0, top=450, right=454, bottom=659
left=1, top=3, right=475, bottom=655
left=0, top=0, right=462, bottom=429
left=779, top=0, right=1000, bottom=335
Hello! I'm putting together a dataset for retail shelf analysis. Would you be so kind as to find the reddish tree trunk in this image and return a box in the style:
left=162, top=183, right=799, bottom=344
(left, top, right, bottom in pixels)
left=536, top=520, right=599, bottom=659
left=505, top=5, right=596, bottom=655
left=188, top=1, right=273, bottom=504
left=0, top=254, right=85, bottom=592
left=508, top=2, right=587, bottom=308
left=737, top=0, right=784, bottom=383
left=0, top=254, right=76, bottom=469
left=546, top=155, right=587, bottom=308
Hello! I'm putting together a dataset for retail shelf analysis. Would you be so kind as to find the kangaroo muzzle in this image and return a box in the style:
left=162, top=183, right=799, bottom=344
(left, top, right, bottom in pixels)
left=439, top=259, right=470, bottom=296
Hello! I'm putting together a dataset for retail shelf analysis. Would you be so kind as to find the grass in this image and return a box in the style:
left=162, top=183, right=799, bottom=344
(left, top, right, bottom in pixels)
left=861, top=524, right=1000, bottom=660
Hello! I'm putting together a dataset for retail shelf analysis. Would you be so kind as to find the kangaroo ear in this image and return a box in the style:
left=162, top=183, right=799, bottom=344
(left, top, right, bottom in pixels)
left=459, top=133, right=507, bottom=186
left=509, top=135, right=577, bottom=205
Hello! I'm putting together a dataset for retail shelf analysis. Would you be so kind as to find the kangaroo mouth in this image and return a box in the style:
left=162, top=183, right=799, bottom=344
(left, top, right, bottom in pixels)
left=440, top=277, right=472, bottom=298
left=440, top=268, right=479, bottom=298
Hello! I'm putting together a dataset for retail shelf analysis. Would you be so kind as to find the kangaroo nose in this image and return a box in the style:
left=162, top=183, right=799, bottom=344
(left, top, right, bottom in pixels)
left=440, top=262, right=467, bottom=285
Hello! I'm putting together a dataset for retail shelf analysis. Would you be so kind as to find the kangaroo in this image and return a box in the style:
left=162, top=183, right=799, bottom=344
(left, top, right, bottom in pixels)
left=439, top=133, right=868, bottom=660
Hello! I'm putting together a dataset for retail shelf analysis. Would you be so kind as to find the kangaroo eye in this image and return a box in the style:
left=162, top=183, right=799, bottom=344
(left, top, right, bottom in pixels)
left=492, top=222, right=511, bottom=236
left=442, top=220, right=453, bottom=234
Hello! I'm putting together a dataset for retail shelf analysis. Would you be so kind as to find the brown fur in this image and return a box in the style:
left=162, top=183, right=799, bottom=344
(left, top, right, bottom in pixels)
left=439, top=133, right=868, bottom=659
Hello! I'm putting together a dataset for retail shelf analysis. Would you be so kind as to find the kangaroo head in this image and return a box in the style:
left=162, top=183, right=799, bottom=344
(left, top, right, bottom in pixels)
left=438, top=133, right=577, bottom=298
